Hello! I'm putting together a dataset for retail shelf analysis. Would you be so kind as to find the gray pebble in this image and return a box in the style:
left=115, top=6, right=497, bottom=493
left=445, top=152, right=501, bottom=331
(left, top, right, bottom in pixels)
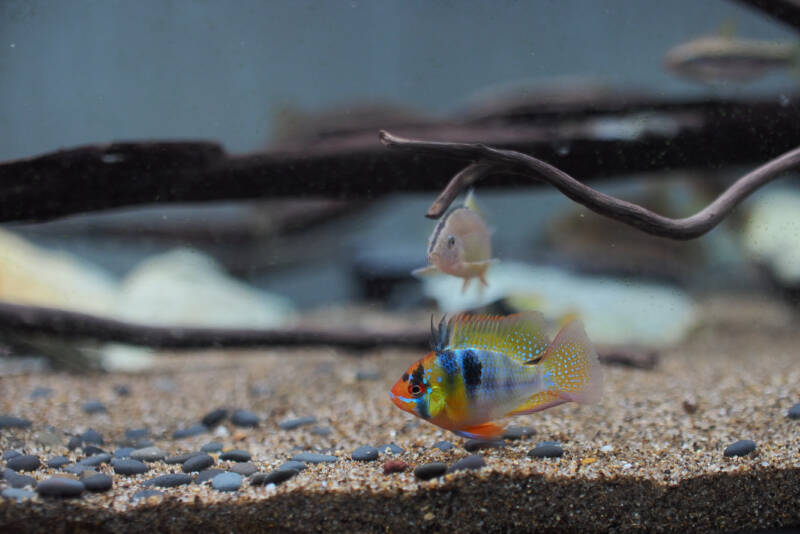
left=211, top=472, right=242, bottom=491
left=220, top=450, right=251, bottom=462
left=278, top=416, right=316, bottom=430
left=278, top=460, right=306, bottom=472
left=355, top=370, right=381, bottom=381
left=448, top=455, right=486, bottom=472
left=200, top=442, right=223, bottom=453
left=351, top=445, right=379, bottom=462
left=47, top=456, right=69, bottom=468
left=78, top=453, right=111, bottom=467
left=67, top=437, right=83, bottom=451
left=201, top=408, right=228, bottom=427
left=172, top=424, right=208, bottom=439
left=464, top=439, right=504, bottom=452
left=195, top=468, right=224, bottom=484
left=2, top=450, right=21, bottom=460
left=82, top=400, right=107, bottom=414
left=113, top=384, right=131, bottom=396
left=290, top=452, right=337, bottom=464
left=2, top=487, right=36, bottom=501
left=503, top=426, right=536, bottom=440
left=36, top=477, right=84, bottom=498
left=82, top=473, right=113, bottom=492
left=132, top=489, right=163, bottom=501
left=251, top=468, right=298, bottom=486
left=724, top=439, right=757, bottom=457
left=36, top=431, right=62, bottom=447
left=183, top=454, right=214, bottom=473
left=231, top=462, right=257, bottom=476
left=83, top=445, right=105, bottom=456
left=124, top=428, right=148, bottom=440
left=788, top=402, right=800, bottom=420
left=414, top=462, right=447, bottom=480
left=80, top=429, right=104, bottom=445
left=29, top=387, right=53, bottom=399
left=231, top=410, right=259, bottom=427
left=3, top=468, right=36, bottom=488
left=310, top=426, right=332, bottom=437
left=112, top=458, right=149, bottom=475
left=6, top=454, right=41, bottom=472
left=0, top=416, right=31, bottom=429
left=528, top=444, right=564, bottom=458
left=433, top=441, right=454, bottom=452
left=377, top=443, right=404, bottom=455
left=113, top=447, right=136, bottom=458
left=130, top=447, right=166, bottom=462
left=165, top=451, right=203, bottom=465
left=62, top=464, right=86, bottom=476
left=143, top=473, right=192, bottom=488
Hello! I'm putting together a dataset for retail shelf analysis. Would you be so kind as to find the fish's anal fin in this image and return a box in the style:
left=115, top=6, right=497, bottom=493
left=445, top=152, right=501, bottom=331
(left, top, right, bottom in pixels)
left=446, top=312, right=550, bottom=365
left=452, top=421, right=505, bottom=440
left=540, top=319, right=603, bottom=405
left=506, top=390, right=567, bottom=416
left=411, top=265, right=440, bottom=278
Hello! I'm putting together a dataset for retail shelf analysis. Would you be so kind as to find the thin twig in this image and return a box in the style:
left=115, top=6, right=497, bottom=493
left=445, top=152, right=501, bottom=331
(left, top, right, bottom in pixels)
left=379, top=130, right=800, bottom=240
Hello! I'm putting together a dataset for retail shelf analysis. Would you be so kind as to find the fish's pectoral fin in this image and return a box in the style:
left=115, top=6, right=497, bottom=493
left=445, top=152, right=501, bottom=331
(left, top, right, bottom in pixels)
left=411, top=265, right=440, bottom=278
left=452, top=421, right=505, bottom=440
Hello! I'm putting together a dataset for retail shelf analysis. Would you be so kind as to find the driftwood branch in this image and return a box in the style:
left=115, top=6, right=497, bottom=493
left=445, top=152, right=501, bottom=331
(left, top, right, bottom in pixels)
left=379, top=130, right=800, bottom=240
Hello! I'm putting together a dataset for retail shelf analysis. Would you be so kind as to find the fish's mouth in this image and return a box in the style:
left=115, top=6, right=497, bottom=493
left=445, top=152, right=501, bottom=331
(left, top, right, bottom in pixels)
left=389, top=391, right=414, bottom=411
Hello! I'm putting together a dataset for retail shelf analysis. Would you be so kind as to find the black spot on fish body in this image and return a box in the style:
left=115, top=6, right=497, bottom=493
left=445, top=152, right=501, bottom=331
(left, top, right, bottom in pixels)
left=411, top=363, right=425, bottom=386
left=462, top=351, right=482, bottom=391
left=401, top=373, right=409, bottom=382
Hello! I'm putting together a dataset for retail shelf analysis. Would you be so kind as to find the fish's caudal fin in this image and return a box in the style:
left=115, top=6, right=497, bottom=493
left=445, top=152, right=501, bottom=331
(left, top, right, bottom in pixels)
left=539, top=319, right=603, bottom=404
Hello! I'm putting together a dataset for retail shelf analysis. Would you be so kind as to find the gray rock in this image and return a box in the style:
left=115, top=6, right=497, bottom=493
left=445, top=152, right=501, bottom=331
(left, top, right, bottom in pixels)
left=201, top=408, right=228, bottom=427
left=278, top=460, right=306, bottom=472
left=528, top=444, right=564, bottom=458
left=78, top=453, right=112, bottom=467
left=200, top=442, right=223, bottom=453
left=231, top=410, right=259, bottom=427
left=788, top=402, right=800, bottom=420
left=29, top=387, right=53, bottom=399
left=351, top=445, right=379, bottom=462
left=1, top=487, right=36, bottom=501
left=130, top=447, right=166, bottom=462
left=464, top=439, right=504, bottom=452
left=377, top=443, right=404, bottom=455
left=183, top=454, right=214, bottom=473
left=172, top=424, right=208, bottom=439
left=124, top=428, right=148, bottom=440
left=432, top=441, right=454, bottom=452
left=165, top=451, right=203, bottom=465
left=250, top=468, right=298, bottom=486
left=47, top=456, right=69, bottom=468
left=80, top=429, right=104, bottom=445
left=220, top=450, right=251, bottom=462
left=82, top=400, right=107, bottom=414
left=290, top=452, right=337, bottom=464
left=413, top=462, right=447, bottom=480
left=3, top=468, right=36, bottom=488
left=6, top=454, right=41, bottom=472
left=724, top=439, right=757, bottom=457
left=143, top=473, right=192, bottom=488
left=112, top=458, right=149, bottom=475
left=310, top=426, right=332, bottom=437
left=448, top=455, right=486, bottom=472
left=0, top=416, right=31, bottom=430
left=83, top=445, right=106, bottom=456
left=503, top=426, right=536, bottom=440
left=113, top=447, right=136, bottom=458
left=231, top=462, right=257, bottom=476
left=61, top=464, right=86, bottom=476
left=2, top=450, right=21, bottom=460
left=211, top=472, right=243, bottom=491
left=82, top=473, right=113, bottom=492
left=36, top=477, right=85, bottom=498
left=278, top=416, right=316, bottom=430
left=195, top=468, right=224, bottom=484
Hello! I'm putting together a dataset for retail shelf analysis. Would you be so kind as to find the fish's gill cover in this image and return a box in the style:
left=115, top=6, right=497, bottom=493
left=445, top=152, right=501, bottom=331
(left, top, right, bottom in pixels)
left=446, top=312, right=551, bottom=364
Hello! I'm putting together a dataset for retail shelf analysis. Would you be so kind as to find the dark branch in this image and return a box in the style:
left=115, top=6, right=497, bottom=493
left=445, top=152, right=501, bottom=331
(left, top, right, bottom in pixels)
left=730, top=0, right=800, bottom=33
left=379, top=130, right=800, bottom=240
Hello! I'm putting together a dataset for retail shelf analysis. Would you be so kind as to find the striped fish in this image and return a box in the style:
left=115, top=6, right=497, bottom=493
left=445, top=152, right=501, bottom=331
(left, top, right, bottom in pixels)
left=389, top=312, right=603, bottom=439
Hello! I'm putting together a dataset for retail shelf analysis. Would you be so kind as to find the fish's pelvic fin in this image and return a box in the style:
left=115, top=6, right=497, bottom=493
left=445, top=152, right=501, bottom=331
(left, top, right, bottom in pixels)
left=411, top=265, right=440, bottom=278
left=445, top=312, right=550, bottom=365
left=462, top=259, right=494, bottom=287
left=537, top=319, right=603, bottom=404
left=452, top=421, right=505, bottom=439
left=506, top=390, right=567, bottom=416
left=461, top=277, right=472, bottom=293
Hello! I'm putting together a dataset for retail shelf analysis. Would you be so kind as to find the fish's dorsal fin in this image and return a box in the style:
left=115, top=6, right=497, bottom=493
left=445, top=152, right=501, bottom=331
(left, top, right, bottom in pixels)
left=463, top=188, right=486, bottom=219
left=445, top=312, right=550, bottom=364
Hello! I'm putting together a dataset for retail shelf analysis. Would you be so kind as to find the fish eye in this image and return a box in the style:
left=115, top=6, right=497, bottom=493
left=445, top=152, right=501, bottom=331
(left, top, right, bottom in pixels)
left=446, top=235, right=455, bottom=248
left=408, top=384, right=426, bottom=398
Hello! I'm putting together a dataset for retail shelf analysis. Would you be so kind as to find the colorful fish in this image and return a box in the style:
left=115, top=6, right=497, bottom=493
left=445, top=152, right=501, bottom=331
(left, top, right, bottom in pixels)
left=412, top=190, right=496, bottom=293
left=389, top=312, right=603, bottom=439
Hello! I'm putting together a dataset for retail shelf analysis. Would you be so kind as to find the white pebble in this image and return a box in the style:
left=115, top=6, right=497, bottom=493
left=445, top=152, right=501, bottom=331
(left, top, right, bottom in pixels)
left=600, top=445, right=613, bottom=453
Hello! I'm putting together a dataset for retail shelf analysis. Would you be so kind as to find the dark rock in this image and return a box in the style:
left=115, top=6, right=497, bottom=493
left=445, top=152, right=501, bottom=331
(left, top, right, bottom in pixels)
left=464, top=439, right=504, bottom=452
left=29, top=387, right=53, bottom=399
left=82, top=400, right=107, bottom=414
left=2, top=450, right=21, bottom=460
left=377, top=443, right=404, bottom=455
left=212, top=472, right=242, bottom=491
left=1, top=487, right=36, bottom=501
left=183, top=454, right=214, bottom=473
left=200, top=442, right=223, bottom=453
left=172, top=424, right=208, bottom=439
left=47, top=456, right=69, bottom=468
left=433, top=441, right=454, bottom=452
left=80, top=429, right=104, bottom=445
left=503, top=426, right=536, bottom=440
left=788, top=402, right=800, bottom=420
left=143, top=473, right=192, bottom=488
left=113, top=447, right=135, bottom=459
left=124, top=428, right=148, bottom=440
left=0, top=415, right=31, bottom=429
left=61, top=464, right=86, bottom=476
left=67, top=437, right=83, bottom=451
left=220, top=450, right=251, bottom=462
left=724, top=439, right=757, bottom=457
left=250, top=468, right=298, bottom=486
left=383, top=460, right=408, bottom=474
left=6, top=454, right=41, bottom=472
left=82, top=473, right=112, bottom=492
left=310, top=426, right=332, bottom=437
left=165, top=452, right=203, bottom=465
left=448, top=455, right=486, bottom=472
left=83, top=445, right=106, bottom=456
left=528, top=444, right=565, bottom=458
left=355, top=370, right=381, bottom=381
left=290, top=452, right=337, bottom=464
left=78, top=453, right=111, bottom=467
left=130, top=447, right=166, bottom=462
left=278, top=460, right=306, bottom=472
left=3, top=468, right=36, bottom=488
left=36, top=477, right=84, bottom=498
left=231, top=462, right=257, bottom=476
left=195, top=468, right=224, bottom=484
left=278, top=416, right=316, bottom=430
left=113, top=384, right=131, bottom=396
left=352, top=445, right=379, bottom=462
left=414, top=462, right=447, bottom=480
left=231, top=410, right=259, bottom=427
left=201, top=408, right=228, bottom=427
left=130, top=439, right=154, bottom=448
left=112, top=458, right=149, bottom=475
left=132, top=489, right=163, bottom=500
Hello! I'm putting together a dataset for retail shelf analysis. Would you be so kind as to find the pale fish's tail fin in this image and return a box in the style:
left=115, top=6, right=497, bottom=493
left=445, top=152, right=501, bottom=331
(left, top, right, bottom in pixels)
left=507, top=319, right=602, bottom=416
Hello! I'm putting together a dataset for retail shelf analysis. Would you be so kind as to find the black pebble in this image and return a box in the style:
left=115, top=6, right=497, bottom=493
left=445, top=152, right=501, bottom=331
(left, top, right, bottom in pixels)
left=183, top=454, right=214, bottom=473
left=278, top=416, right=316, bottom=430
left=67, top=437, right=83, bottom=451
left=62, top=464, right=86, bottom=476
left=231, top=410, right=259, bottom=427
left=78, top=453, right=111, bottom=467
left=448, top=455, right=486, bottom=472
left=290, top=452, right=337, bottom=464
left=2, top=450, right=21, bottom=460
left=124, top=428, right=148, bottom=440
left=36, top=477, right=84, bottom=498
left=195, top=468, right=224, bottom=484
left=80, top=429, right=104, bottom=445
left=464, top=439, right=504, bottom=452
left=3, top=468, right=36, bottom=488
left=165, top=452, right=203, bottom=465
left=172, top=424, right=208, bottom=439
left=724, top=439, right=757, bottom=457
left=82, top=473, right=112, bottom=492
left=1, top=488, right=36, bottom=501
left=231, top=462, right=257, bottom=476
left=528, top=444, right=564, bottom=458
left=200, top=442, right=223, bottom=453
left=278, top=460, right=306, bottom=472
left=0, top=415, right=31, bottom=429
left=433, top=441, right=454, bottom=452
left=414, top=462, right=447, bottom=480
left=788, top=403, right=800, bottom=420
left=310, top=426, right=332, bottom=437
left=112, top=458, right=149, bottom=475
left=6, top=454, right=41, bottom=472
left=82, top=400, right=107, bottom=414
left=251, top=468, right=298, bottom=486
left=220, top=450, right=251, bottom=462
left=143, top=473, right=192, bottom=488
left=352, top=445, right=379, bottom=462
left=29, top=387, right=53, bottom=399
left=132, top=489, right=163, bottom=500
left=114, top=447, right=136, bottom=458
left=113, top=384, right=131, bottom=396
left=377, top=443, right=404, bottom=454
left=83, top=445, right=106, bottom=457
left=503, top=426, right=536, bottom=440
left=47, top=456, right=69, bottom=468
left=201, top=408, right=228, bottom=427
